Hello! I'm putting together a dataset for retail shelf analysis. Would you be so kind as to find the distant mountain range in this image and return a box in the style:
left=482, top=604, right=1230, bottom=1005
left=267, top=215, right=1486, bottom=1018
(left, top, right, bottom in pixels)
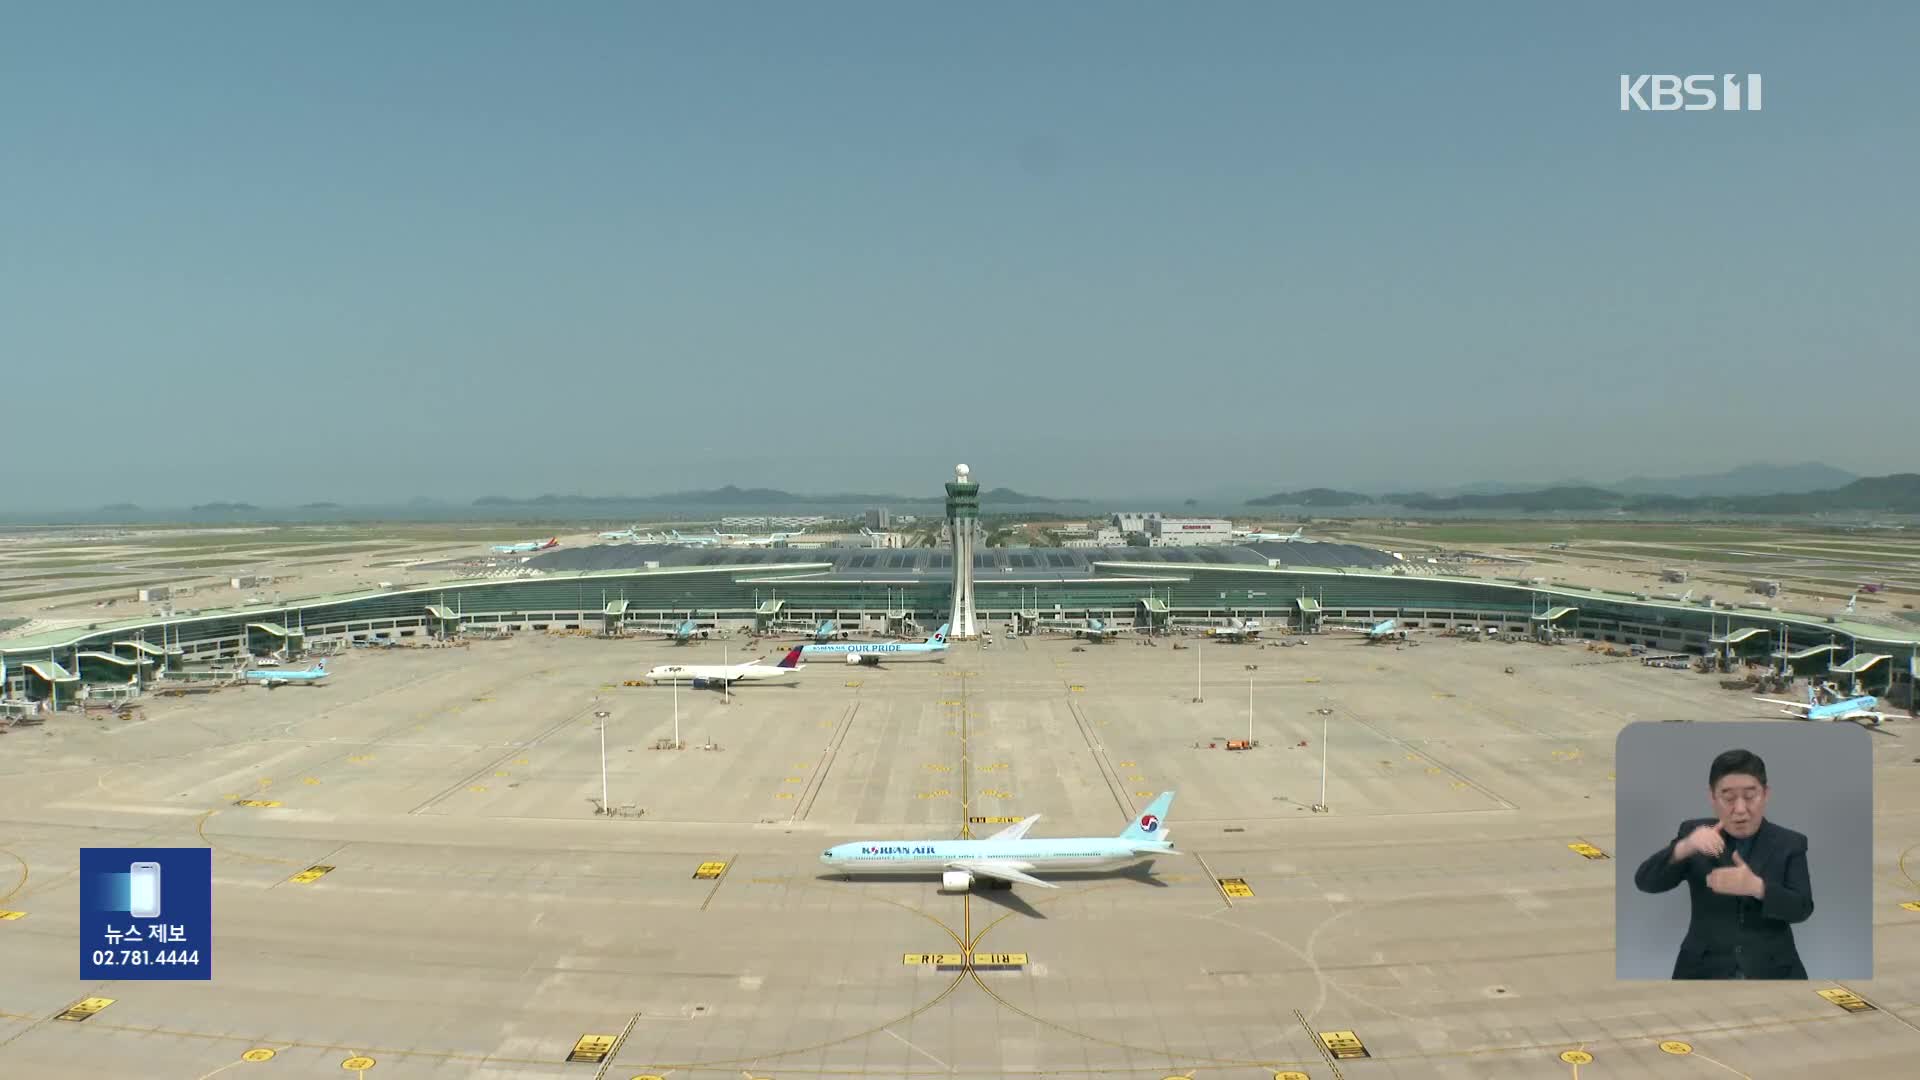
left=1610, top=462, right=1858, bottom=498
left=471, top=485, right=1086, bottom=508
left=1246, top=488, right=1375, bottom=508
left=1245, top=472, right=1920, bottom=515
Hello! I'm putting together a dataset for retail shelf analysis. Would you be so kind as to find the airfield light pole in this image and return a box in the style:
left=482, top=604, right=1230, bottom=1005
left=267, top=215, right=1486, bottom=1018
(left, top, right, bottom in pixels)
left=1245, top=664, right=1257, bottom=746
left=672, top=675, right=680, bottom=750
left=1317, top=707, right=1330, bottom=812
left=594, top=708, right=611, bottom=814
left=1193, top=636, right=1204, bottom=703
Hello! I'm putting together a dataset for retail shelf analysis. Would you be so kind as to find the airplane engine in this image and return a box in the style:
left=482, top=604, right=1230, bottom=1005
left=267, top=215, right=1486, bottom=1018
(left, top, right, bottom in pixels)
left=845, top=653, right=866, bottom=666
left=940, top=870, right=974, bottom=892
left=699, top=630, right=710, bottom=639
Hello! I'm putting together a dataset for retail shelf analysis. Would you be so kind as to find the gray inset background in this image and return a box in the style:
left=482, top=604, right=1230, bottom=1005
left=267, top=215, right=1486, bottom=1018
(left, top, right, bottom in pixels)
left=1615, top=721, right=1873, bottom=980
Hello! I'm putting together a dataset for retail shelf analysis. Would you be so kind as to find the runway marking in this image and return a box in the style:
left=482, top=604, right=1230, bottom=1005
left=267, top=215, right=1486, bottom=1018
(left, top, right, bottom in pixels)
left=0, top=911, right=23, bottom=920
left=1815, top=987, right=1876, bottom=1012
left=0, top=847, right=27, bottom=906
left=697, top=854, right=736, bottom=912
left=1191, top=853, right=1233, bottom=909
left=1218, top=877, right=1255, bottom=899
left=288, top=865, right=335, bottom=885
left=1568, top=842, right=1610, bottom=860
left=340, top=1056, right=375, bottom=1072
left=692, top=861, right=728, bottom=880
left=882, top=1027, right=951, bottom=1071
left=54, top=996, right=114, bottom=1022
left=1320, top=1031, right=1370, bottom=1060
left=567, top=1034, right=617, bottom=1063
left=233, top=799, right=282, bottom=808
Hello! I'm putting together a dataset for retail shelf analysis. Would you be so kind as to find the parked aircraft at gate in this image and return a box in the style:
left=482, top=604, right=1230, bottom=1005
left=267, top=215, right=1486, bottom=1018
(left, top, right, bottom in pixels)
left=1756, top=685, right=1890, bottom=726
left=1328, top=618, right=1430, bottom=643
left=242, top=661, right=329, bottom=688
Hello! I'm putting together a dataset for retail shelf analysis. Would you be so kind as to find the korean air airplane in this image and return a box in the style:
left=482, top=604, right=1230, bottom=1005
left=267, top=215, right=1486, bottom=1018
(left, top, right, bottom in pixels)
left=1329, top=618, right=1430, bottom=643
left=633, top=617, right=706, bottom=644
left=821, top=792, right=1179, bottom=892
left=800, top=624, right=949, bottom=666
left=1755, top=684, right=1889, bottom=726
left=242, top=660, right=329, bottom=689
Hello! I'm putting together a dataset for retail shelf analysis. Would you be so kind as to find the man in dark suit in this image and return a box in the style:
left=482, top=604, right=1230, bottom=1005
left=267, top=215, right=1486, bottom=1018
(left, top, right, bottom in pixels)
left=1633, top=748, right=1814, bottom=979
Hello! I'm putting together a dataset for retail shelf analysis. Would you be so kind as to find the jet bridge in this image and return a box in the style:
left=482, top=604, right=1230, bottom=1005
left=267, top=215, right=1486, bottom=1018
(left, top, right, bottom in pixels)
left=245, top=621, right=305, bottom=658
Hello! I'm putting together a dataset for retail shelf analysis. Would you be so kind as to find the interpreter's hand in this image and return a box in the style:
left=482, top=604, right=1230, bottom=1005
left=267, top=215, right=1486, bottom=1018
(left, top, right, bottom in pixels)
left=1706, top=851, right=1764, bottom=898
left=1678, top=823, right=1726, bottom=860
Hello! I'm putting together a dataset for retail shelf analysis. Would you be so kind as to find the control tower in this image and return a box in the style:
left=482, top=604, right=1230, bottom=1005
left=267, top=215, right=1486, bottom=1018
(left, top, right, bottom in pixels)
left=945, top=463, right=980, bottom=639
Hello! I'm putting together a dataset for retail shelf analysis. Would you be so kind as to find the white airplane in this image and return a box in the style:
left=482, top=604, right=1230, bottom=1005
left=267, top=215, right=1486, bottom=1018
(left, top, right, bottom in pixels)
left=1175, top=617, right=1263, bottom=642
left=644, top=647, right=804, bottom=689
left=1036, top=616, right=1134, bottom=643
left=1327, top=618, right=1432, bottom=643
left=1234, top=527, right=1305, bottom=543
left=821, top=792, right=1179, bottom=892
left=241, top=660, right=329, bottom=689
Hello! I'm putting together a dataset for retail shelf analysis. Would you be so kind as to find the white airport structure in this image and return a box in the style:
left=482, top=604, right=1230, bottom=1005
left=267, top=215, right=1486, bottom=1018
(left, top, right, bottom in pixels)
left=946, top=463, right=981, bottom=639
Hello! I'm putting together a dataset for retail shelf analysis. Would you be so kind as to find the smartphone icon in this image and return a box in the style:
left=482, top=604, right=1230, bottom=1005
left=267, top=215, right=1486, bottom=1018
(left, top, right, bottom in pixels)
left=128, top=862, right=162, bottom=919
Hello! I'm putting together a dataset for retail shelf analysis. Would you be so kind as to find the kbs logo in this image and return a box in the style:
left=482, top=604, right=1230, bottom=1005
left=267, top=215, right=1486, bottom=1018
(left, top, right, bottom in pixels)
left=1620, top=74, right=1762, bottom=111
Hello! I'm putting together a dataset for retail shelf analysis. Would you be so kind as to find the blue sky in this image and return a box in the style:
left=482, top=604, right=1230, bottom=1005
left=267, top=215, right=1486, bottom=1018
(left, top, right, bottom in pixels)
left=3, top=3, right=1915, bottom=507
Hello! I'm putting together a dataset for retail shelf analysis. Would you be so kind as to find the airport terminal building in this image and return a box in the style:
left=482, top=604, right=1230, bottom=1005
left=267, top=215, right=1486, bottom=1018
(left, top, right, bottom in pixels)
left=4, top=534, right=1917, bottom=707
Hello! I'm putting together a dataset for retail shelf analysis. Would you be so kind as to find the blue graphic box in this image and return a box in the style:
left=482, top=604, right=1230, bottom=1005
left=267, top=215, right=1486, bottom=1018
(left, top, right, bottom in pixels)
left=79, top=848, right=212, bottom=980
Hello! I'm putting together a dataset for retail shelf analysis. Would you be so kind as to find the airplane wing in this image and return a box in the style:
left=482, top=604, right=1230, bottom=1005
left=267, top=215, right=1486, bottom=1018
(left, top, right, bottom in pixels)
left=987, top=814, right=1041, bottom=841
left=1752, top=698, right=1811, bottom=711
left=948, top=859, right=1058, bottom=889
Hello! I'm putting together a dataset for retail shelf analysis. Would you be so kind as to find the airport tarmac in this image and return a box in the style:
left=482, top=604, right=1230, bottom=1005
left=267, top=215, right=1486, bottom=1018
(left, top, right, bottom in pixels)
left=2, top=630, right=1918, bottom=1078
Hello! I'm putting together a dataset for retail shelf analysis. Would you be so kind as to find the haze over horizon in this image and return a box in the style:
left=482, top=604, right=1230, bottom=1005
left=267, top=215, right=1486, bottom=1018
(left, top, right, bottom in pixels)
left=5, top=3, right=1914, bottom=510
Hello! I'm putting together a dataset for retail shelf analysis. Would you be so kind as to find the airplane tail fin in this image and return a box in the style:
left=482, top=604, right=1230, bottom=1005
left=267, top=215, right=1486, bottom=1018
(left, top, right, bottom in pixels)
left=776, top=647, right=804, bottom=669
left=930, top=623, right=951, bottom=644
left=1120, top=792, right=1175, bottom=842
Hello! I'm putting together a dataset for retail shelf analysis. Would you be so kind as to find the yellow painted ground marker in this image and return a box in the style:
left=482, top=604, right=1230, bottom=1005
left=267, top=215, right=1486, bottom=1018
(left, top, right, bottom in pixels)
left=55, top=997, right=114, bottom=1022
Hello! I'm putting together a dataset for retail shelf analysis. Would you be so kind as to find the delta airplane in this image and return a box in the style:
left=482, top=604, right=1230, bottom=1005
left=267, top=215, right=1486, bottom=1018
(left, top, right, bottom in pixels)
left=1037, top=616, right=1133, bottom=643
left=801, top=624, right=949, bottom=666
left=242, top=660, right=329, bottom=689
left=1329, top=618, right=1430, bottom=643
left=644, top=647, right=804, bottom=689
left=491, top=537, right=558, bottom=554
left=821, top=792, right=1179, bottom=892
left=633, top=617, right=706, bottom=644
left=1755, top=685, right=1890, bottom=726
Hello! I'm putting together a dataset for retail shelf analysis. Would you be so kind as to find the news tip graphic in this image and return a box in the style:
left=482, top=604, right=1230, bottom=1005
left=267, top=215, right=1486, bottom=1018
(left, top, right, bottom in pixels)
left=80, top=848, right=212, bottom=980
